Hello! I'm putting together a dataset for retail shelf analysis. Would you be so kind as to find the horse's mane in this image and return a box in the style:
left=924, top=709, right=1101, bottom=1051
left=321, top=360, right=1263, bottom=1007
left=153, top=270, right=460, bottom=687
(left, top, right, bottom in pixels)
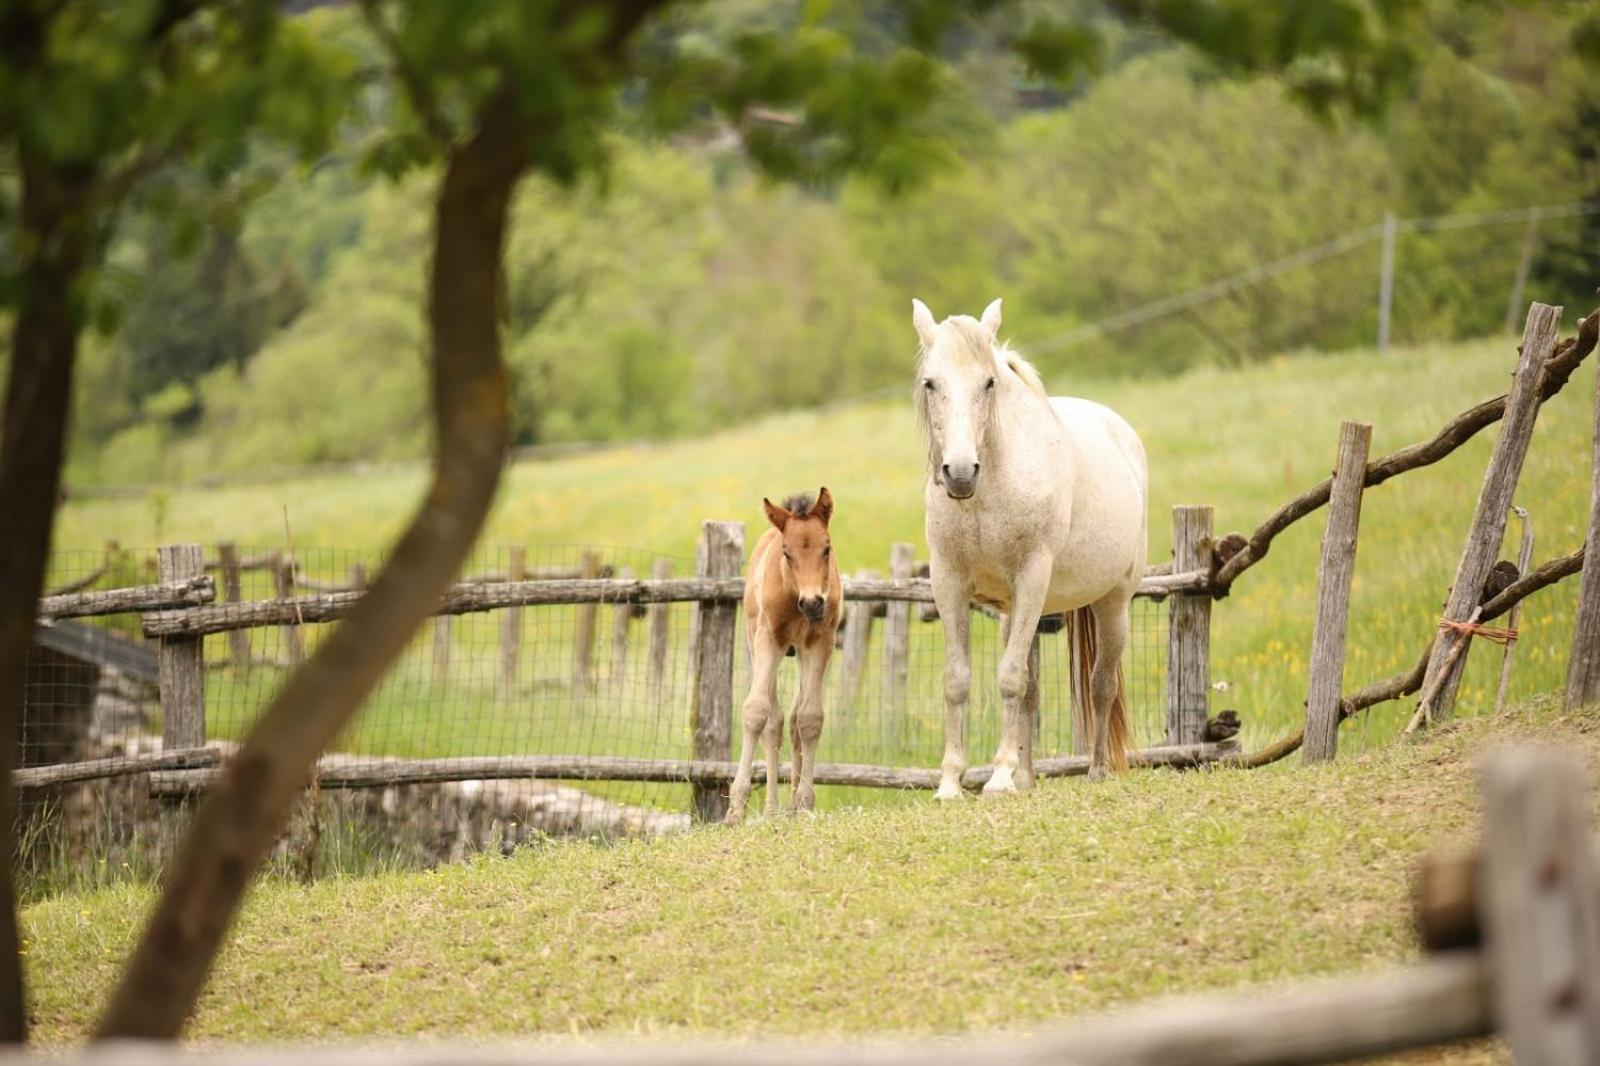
left=783, top=493, right=815, bottom=518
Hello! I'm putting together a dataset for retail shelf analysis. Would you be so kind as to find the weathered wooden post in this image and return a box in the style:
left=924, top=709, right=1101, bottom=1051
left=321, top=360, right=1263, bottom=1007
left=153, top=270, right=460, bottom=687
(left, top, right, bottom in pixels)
left=882, top=543, right=913, bottom=702
left=156, top=544, right=206, bottom=750
left=610, top=565, right=634, bottom=688
left=691, top=521, right=743, bottom=823
left=347, top=561, right=367, bottom=590
left=217, top=542, right=251, bottom=675
left=571, top=550, right=601, bottom=693
left=838, top=569, right=878, bottom=706
left=1167, top=505, right=1212, bottom=746
left=1567, top=356, right=1600, bottom=711
left=500, top=546, right=526, bottom=695
left=274, top=552, right=304, bottom=666
left=648, top=557, right=673, bottom=697
left=1422, top=302, right=1561, bottom=724
left=1479, top=747, right=1600, bottom=1061
left=1302, top=421, right=1373, bottom=764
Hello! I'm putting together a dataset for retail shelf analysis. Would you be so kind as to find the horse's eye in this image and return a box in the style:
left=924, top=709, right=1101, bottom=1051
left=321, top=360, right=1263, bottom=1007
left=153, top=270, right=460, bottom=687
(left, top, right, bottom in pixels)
left=923, top=379, right=935, bottom=391
left=822, top=546, right=831, bottom=559
left=985, top=377, right=996, bottom=390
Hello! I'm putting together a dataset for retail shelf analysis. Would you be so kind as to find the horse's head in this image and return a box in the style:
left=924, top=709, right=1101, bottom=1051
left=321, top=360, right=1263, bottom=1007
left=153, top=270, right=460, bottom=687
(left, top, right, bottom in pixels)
left=763, top=488, right=834, bottom=621
left=912, top=297, right=1008, bottom=500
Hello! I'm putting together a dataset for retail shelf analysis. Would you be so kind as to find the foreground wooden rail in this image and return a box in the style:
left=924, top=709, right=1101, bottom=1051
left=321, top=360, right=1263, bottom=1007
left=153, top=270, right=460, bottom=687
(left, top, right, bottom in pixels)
left=141, top=570, right=1208, bottom=638
left=39, top=576, right=215, bottom=621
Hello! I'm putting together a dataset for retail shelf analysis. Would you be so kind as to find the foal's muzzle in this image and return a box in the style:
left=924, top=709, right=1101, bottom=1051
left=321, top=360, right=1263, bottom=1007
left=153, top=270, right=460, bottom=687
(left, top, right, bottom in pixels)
left=941, top=461, right=980, bottom=500
left=798, top=596, right=827, bottom=622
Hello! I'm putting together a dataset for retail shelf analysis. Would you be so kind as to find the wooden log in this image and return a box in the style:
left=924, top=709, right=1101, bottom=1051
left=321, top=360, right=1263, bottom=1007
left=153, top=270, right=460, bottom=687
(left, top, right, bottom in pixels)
left=218, top=542, right=252, bottom=678
left=155, top=545, right=206, bottom=751
left=142, top=740, right=1238, bottom=793
left=140, top=570, right=1210, bottom=639
left=571, top=551, right=601, bottom=693
left=1422, top=303, right=1561, bottom=724
left=1568, top=354, right=1600, bottom=710
left=882, top=543, right=913, bottom=709
left=500, top=546, right=525, bottom=696
left=39, top=575, right=214, bottom=621
left=647, top=558, right=673, bottom=697
left=1302, top=421, right=1372, bottom=764
left=1167, top=506, right=1212, bottom=745
left=0, top=949, right=1488, bottom=1066
left=274, top=553, right=305, bottom=666
left=691, top=522, right=742, bottom=822
left=12, top=747, right=223, bottom=789
left=432, top=615, right=452, bottom=686
left=1478, top=746, right=1600, bottom=1062
left=610, top=565, right=634, bottom=688
left=837, top=569, right=877, bottom=706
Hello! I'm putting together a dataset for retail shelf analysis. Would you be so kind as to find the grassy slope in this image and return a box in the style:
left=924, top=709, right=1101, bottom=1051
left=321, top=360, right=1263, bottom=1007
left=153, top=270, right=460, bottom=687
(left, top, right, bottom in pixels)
left=56, top=335, right=1599, bottom=749
left=26, top=699, right=1590, bottom=1054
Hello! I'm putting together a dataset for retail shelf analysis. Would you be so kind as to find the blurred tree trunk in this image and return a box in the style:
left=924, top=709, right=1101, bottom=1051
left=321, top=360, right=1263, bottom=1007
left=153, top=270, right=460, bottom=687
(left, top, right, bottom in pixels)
left=0, top=159, right=96, bottom=1045
left=94, top=93, right=526, bottom=1039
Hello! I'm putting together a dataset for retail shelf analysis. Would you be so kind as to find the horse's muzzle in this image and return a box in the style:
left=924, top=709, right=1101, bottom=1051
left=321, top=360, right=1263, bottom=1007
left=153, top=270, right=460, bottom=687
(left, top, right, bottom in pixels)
left=798, top=596, right=827, bottom=622
left=941, top=461, right=979, bottom=499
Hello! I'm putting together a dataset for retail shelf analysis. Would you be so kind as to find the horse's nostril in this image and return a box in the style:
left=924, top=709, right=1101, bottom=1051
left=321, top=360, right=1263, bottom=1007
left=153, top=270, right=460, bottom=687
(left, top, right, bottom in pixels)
left=941, top=464, right=952, bottom=478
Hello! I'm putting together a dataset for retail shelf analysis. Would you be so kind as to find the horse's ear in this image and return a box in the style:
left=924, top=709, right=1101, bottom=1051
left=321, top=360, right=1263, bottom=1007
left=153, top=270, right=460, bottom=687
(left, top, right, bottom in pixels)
left=813, top=487, right=833, bottom=526
left=981, top=298, right=1002, bottom=339
left=912, top=298, right=938, bottom=348
left=763, top=497, right=790, bottom=531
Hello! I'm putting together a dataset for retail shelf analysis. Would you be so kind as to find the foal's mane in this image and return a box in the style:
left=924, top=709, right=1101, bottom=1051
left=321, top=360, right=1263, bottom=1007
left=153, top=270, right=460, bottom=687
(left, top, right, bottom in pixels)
left=783, top=493, right=816, bottom=519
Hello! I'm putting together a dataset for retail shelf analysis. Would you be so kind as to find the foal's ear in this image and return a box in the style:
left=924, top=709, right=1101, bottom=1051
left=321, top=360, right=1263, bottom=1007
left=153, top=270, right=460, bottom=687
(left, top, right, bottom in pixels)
left=912, top=298, right=938, bottom=349
left=980, top=298, right=1002, bottom=339
left=762, top=497, right=790, bottom=531
left=813, top=487, right=834, bottom=526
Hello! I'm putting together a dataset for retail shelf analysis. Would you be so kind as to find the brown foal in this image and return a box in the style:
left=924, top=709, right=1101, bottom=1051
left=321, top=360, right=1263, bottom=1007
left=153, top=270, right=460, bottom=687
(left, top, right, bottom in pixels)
left=725, top=488, right=842, bottom=824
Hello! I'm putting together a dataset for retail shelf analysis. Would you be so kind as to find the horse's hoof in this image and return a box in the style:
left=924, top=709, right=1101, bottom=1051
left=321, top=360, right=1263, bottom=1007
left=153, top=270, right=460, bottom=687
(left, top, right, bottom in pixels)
left=934, top=781, right=965, bottom=802
left=982, top=767, right=1018, bottom=797
left=1086, top=764, right=1110, bottom=783
left=723, top=809, right=745, bottom=827
left=1015, top=772, right=1036, bottom=792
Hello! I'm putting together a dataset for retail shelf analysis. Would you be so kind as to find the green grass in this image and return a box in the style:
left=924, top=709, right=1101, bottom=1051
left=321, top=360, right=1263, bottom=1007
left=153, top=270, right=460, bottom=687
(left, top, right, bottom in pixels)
left=25, top=697, right=1589, bottom=1051
left=54, top=333, right=1599, bottom=758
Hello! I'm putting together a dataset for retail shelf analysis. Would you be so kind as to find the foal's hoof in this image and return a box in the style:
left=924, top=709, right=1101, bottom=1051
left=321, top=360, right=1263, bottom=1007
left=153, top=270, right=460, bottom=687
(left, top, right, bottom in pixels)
left=982, top=766, right=1018, bottom=797
left=1086, top=763, right=1110, bottom=784
left=791, top=789, right=816, bottom=814
left=723, top=808, right=745, bottom=827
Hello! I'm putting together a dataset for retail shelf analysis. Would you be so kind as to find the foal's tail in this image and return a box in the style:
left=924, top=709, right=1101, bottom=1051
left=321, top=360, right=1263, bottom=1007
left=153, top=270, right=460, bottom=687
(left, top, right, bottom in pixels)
left=1068, top=607, right=1131, bottom=773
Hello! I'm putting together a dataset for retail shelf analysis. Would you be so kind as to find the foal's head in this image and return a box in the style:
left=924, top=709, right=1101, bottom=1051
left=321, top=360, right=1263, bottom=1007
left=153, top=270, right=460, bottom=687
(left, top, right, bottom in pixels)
left=762, top=488, right=834, bottom=622
left=911, top=297, right=1045, bottom=500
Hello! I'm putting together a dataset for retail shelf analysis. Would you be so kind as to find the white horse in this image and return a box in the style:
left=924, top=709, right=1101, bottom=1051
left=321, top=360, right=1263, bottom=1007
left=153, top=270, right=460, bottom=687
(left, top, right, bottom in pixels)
left=913, top=298, right=1148, bottom=796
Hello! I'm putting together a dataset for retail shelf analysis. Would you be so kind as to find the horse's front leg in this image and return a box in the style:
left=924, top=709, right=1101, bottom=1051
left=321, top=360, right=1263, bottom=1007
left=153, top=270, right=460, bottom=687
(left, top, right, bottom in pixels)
left=984, top=553, right=1052, bottom=797
left=790, top=638, right=831, bottom=813
left=932, top=563, right=971, bottom=801
left=726, top=635, right=781, bottom=826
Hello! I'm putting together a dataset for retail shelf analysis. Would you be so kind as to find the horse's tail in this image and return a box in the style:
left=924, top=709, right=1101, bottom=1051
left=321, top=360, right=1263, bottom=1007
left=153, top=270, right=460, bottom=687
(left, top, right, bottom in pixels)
left=1068, top=607, right=1131, bottom=773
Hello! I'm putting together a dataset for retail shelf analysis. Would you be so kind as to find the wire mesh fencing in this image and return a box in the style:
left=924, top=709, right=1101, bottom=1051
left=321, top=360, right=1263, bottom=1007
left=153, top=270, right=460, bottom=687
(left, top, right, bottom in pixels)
left=21, top=540, right=1174, bottom=882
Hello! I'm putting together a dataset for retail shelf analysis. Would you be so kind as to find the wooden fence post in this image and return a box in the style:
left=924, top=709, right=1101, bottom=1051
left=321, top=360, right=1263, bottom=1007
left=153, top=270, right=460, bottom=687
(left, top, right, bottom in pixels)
left=156, top=544, right=206, bottom=750
left=1423, top=302, right=1561, bottom=724
left=882, top=543, right=914, bottom=702
left=432, top=616, right=452, bottom=685
left=571, top=550, right=601, bottom=693
left=274, top=553, right=304, bottom=666
left=1303, top=421, right=1373, bottom=764
left=691, top=521, right=743, bottom=823
left=648, top=557, right=673, bottom=697
left=347, top=561, right=367, bottom=591
left=838, top=569, right=878, bottom=706
left=1567, top=357, right=1600, bottom=711
left=1479, top=747, right=1600, bottom=1061
left=1167, top=506, right=1212, bottom=746
left=500, top=546, right=525, bottom=695
left=217, top=542, right=251, bottom=675
left=611, top=565, right=634, bottom=688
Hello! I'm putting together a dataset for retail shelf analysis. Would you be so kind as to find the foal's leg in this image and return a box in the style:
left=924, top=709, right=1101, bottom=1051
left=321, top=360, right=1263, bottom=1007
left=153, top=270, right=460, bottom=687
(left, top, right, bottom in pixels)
left=984, top=552, right=1052, bottom=796
left=791, top=639, right=831, bottom=813
left=932, top=563, right=972, bottom=801
left=1087, top=592, right=1132, bottom=783
left=727, top=634, right=781, bottom=825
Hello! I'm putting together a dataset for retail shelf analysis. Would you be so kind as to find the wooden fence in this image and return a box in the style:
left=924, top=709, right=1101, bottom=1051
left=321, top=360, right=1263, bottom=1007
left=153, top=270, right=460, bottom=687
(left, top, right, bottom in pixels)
left=12, top=743, right=1596, bottom=1063
left=23, top=522, right=1228, bottom=816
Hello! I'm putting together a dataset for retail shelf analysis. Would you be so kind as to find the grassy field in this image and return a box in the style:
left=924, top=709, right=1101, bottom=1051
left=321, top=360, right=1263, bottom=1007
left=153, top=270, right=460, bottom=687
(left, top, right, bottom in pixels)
left=54, top=333, right=1600, bottom=758
left=26, top=696, right=1590, bottom=1058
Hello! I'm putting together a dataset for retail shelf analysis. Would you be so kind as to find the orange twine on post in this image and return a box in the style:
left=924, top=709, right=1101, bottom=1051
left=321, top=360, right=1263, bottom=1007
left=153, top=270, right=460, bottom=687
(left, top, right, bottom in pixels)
left=1437, top=617, right=1520, bottom=646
